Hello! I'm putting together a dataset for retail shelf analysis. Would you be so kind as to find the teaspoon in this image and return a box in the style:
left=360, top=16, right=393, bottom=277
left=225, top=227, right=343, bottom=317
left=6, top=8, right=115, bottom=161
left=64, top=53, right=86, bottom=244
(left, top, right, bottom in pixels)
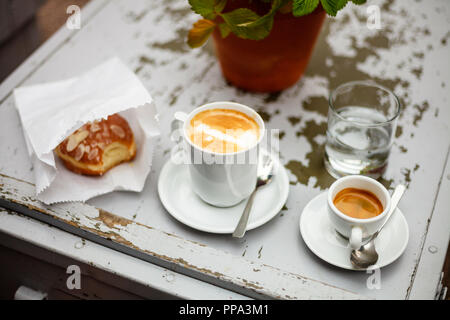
left=350, top=184, right=406, bottom=269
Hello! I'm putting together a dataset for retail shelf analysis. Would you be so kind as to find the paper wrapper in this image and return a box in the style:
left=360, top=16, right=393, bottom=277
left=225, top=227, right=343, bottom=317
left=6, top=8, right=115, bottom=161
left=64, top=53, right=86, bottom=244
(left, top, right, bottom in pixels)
left=14, top=57, right=160, bottom=204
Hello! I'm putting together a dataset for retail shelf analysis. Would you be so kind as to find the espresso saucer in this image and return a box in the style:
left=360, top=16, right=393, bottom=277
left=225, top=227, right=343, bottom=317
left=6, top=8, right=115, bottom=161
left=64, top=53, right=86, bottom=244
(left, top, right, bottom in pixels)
left=158, top=150, right=289, bottom=234
left=299, top=192, right=409, bottom=271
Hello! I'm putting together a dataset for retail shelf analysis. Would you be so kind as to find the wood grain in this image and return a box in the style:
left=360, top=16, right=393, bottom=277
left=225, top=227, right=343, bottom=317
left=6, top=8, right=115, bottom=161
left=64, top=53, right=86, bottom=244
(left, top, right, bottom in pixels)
left=0, top=173, right=364, bottom=300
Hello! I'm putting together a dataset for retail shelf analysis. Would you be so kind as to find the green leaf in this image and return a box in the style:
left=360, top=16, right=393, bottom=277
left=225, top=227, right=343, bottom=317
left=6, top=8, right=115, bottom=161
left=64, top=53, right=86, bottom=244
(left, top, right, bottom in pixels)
left=351, top=0, right=366, bottom=4
left=218, top=22, right=231, bottom=38
left=247, top=0, right=285, bottom=28
left=320, top=0, right=349, bottom=16
left=221, top=8, right=271, bottom=40
left=214, top=0, right=227, bottom=13
left=219, top=0, right=290, bottom=40
left=262, top=0, right=290, bottom=20
left=337, top=0, right=350, bottom=11
left=292, top=0, right=320, bottom=17
left=187, top=19, right=216, bottom=48
left=188, top=0, right=217, bottom=19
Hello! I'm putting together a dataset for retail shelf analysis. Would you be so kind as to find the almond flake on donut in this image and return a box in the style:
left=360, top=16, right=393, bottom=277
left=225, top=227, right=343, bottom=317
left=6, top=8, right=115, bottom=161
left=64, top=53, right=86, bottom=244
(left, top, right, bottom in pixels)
left=110, top=124, right=125, bottom=139
left=66, top=130, right=89, bottom=152
left=74, top=144, right=85, bottom=161
left=87, top=148, right=98, bottom=161
left=90, top=123, right=101, bottom=133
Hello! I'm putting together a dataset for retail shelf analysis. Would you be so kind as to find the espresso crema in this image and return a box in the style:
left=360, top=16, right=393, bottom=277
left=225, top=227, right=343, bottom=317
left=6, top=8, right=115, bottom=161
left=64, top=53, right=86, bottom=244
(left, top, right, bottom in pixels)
left=333, top=188, right=383, bottom=219
left=187, top=108, right=260, bottom=153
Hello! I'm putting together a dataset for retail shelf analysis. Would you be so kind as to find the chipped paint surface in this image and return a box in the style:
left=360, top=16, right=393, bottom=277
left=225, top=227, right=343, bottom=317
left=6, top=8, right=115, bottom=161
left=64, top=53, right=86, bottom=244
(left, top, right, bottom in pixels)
left=97, top=209, right=133, bottom=228
left=0, top=0, right=448, bottom=299
left=0, top=174, right=362, bottom=300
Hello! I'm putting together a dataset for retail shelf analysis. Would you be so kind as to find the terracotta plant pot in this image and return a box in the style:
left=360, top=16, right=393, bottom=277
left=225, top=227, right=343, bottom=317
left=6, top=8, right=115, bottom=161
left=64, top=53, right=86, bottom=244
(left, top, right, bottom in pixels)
left=212, top=2, right=326, bottom=92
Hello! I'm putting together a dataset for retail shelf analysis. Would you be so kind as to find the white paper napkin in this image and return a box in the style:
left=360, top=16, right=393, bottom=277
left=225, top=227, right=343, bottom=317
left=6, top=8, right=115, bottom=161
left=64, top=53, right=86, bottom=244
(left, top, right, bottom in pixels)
left=14, top=57, right=160, bottom=204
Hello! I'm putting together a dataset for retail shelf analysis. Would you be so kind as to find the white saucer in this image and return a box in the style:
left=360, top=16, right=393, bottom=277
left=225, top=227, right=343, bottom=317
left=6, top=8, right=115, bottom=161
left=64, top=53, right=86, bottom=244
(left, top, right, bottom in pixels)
left=299, top=192, right=409, bottom=270
left=158, top=152, right=289, bottom=234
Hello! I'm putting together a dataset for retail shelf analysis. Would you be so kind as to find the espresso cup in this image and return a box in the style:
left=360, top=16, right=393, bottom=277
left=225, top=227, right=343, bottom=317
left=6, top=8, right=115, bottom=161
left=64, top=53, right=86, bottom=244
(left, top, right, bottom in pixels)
left=172, top=101, right=265, bottom=207
left=327, top=175, right=391, bottom=249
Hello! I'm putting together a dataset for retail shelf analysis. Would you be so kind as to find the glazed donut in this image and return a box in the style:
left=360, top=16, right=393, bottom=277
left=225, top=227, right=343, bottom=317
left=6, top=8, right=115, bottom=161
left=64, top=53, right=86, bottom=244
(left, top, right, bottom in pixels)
left=55, top=114, right=136, bottom=176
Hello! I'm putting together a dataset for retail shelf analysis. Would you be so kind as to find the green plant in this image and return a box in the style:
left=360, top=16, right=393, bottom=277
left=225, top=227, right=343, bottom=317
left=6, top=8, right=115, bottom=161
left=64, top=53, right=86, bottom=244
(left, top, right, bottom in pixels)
left=187, top=0, right=366, bottom=48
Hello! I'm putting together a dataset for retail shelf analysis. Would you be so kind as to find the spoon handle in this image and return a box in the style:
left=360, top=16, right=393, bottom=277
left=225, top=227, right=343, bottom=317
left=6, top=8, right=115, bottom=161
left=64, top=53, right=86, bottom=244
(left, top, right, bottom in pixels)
left=371, top=184, right=406, bottom=240
left=232, top=188, right=258, bottom=238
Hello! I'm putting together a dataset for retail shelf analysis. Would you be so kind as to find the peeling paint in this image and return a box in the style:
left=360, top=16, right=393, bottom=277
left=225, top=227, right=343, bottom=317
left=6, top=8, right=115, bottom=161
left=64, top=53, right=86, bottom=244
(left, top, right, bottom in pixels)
left=301, top=96, right=328, bottom=117
left=151, top=28, right=189, bottom=53
left=286, top=120, right=334, bottom=190
left=413, top=101, right=430, bottom=126
left=287, top=116, right=301, bottom=126
left=96, top=209, right=132, bottom=229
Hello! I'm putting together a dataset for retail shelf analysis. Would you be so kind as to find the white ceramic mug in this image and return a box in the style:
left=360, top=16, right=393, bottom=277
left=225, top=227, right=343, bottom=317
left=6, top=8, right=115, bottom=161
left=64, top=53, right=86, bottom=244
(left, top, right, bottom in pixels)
left=172, top=101, right=265, bottom=207
left=327, top=175, right=391, bottom=249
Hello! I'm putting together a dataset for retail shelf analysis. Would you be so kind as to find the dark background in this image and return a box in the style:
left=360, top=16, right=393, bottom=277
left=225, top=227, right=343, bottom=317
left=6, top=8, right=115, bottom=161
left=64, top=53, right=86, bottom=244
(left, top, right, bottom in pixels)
left=0, top=0, right=89, bottom=82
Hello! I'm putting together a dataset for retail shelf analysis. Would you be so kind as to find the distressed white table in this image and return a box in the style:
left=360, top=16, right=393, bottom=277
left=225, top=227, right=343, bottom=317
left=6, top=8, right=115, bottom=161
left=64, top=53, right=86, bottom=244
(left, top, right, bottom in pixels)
left=0, top=0, right=449, bottom=299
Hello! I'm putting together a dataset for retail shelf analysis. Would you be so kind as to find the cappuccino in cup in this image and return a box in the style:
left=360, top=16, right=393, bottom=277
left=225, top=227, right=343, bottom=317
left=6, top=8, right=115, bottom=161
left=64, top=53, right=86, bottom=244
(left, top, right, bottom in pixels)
left=187, top=108, right=260, bottom=154
left=173, top=102, right=265, bottom=207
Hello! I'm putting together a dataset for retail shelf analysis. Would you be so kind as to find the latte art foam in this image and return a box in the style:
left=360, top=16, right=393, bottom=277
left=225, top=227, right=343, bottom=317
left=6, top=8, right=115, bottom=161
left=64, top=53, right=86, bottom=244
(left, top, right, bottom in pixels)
left=187, top=108, right=260, bottom=153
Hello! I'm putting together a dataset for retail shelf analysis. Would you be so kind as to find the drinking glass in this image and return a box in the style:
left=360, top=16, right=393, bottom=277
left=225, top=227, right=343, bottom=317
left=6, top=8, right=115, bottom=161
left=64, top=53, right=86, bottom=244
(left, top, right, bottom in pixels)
left=324, top=81, right=401, bottom=179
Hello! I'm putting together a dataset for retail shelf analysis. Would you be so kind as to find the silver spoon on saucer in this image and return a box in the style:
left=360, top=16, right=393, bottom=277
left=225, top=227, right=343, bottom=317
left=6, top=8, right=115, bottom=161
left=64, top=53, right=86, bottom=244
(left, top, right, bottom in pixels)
left=350, top=184, right=406, bottom=269
left=232, top=153, right=274, bottom=238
